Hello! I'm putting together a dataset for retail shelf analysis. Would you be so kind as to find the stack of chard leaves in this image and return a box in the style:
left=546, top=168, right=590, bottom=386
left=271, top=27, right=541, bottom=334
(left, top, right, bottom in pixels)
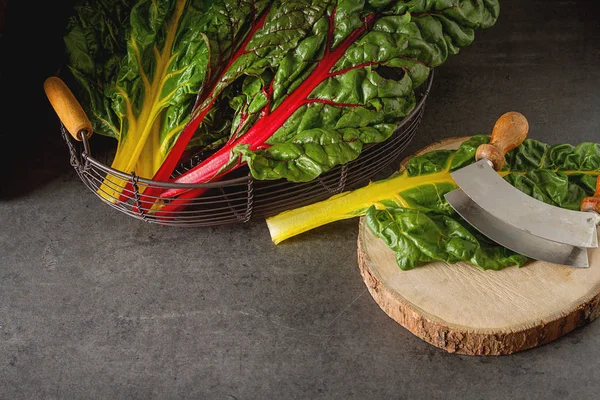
left=154, top=0, right=502, bottom=213
left=266, top=135, right=600, bottom=271
left=65, top=0, right=501, bottom=209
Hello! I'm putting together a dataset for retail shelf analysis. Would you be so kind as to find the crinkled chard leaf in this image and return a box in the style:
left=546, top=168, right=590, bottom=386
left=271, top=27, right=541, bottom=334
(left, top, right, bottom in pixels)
left=366, top=136, right=600, bottom=270
left=267, top=135, right=600, bottom=271
left=365, top=204, right=529, bottom=271
left=65, top=0, right=134, bottom=141
left=143, top=0, right=334, bottom=207
left=156, top=0, right=500, bottom=214
left=66, top=0, right=211, bottom=201
left=233, top=0, right=501, bottom=183
left=65, top=0, right=501, bottom=212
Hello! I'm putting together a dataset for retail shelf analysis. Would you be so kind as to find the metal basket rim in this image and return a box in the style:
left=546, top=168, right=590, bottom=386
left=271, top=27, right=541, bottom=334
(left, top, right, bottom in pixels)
left=68, top=71, right=434, bottom=191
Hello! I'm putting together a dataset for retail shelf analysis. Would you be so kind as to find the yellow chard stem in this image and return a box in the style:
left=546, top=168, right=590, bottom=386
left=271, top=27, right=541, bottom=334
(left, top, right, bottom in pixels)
left=266, top=170, right=455, bottom=244
left=266, top=161, right=598, bottom=244
left=97, top=0, right=186, bottom=203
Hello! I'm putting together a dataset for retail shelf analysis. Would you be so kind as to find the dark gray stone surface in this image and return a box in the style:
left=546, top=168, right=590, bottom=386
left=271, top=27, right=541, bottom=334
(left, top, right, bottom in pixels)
left=1, top=1, right=600, bottom=399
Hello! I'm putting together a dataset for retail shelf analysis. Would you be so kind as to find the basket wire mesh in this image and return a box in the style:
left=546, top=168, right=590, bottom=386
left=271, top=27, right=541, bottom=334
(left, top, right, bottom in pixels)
left=62, top=72, right=433, bottom=226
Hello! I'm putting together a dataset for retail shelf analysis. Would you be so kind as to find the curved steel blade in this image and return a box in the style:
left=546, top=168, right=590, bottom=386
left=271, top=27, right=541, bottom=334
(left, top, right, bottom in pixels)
left=445, top=189, right=589, bottom=268
left=451, top=160, right=598, bottom=248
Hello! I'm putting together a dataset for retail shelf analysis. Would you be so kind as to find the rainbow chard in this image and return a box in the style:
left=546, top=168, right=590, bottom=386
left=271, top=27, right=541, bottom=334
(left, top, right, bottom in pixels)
left=66, top=0, right=213, bottom=202
left=149, top=0, right=500, bottom=213
left=66, top=0, right=500, bottom=210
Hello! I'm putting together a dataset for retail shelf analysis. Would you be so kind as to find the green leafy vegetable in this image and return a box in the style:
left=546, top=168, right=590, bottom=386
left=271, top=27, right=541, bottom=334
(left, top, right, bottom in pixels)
left=64, top=0, right=500, bottom=211
left=65, top=0, right=211, bottom=201
left=365, top=204, right=528, bottom=271
left=267, top=135, right=600, bottom=271
left=64, top=0, right=133, bottom=142
left=150, top=0, right=500, bottom=214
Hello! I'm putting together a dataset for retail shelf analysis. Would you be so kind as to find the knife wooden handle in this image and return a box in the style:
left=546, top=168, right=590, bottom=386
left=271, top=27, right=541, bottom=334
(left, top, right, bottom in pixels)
left=581, top=175, right=600, bottom=214
left=44, top=77, right=93, bottom=141
left=476, top=111, right=529, bottom=170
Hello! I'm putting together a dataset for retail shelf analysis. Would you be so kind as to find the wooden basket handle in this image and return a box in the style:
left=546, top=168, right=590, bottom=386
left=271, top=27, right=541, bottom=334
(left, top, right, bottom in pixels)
left=43, top=77, right=92, bottom=141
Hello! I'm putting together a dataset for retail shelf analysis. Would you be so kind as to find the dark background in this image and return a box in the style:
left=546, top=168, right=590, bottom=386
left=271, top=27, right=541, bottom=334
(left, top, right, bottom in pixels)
left=0, top=0, right=78, bottom=199
left=1, top=1, right=600, bottom=399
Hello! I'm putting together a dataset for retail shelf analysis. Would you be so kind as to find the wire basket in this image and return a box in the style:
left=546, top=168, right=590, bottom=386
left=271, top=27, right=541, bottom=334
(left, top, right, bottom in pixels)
left=59, top=72, right=433, bottom=227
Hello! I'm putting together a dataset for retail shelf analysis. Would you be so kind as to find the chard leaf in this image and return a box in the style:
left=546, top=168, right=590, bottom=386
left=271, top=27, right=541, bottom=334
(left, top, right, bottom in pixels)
left=66, top=0, right=210, bottom=201
left=113, top=0, right=209, bottom=179
left=503, top=140, right=600, bottom=210
left=267, top=135, right=600, bottom=271
left=232, top=0, right=500, bottom=183
left=65, top=0, right=501, bottom=212
left=65, top=0, right=134, bottom=140
left=151, top=0, right=332, bottom=188
left=365, top=137, right=600, bottom=270
left=238, top=125, right=395, bottom=181
left=365, top=205, right=528, bottom=271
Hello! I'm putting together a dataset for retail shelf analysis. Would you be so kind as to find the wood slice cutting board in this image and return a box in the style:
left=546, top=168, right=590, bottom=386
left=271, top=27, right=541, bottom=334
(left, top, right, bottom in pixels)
left=357, top=137, right=600, bottom=356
